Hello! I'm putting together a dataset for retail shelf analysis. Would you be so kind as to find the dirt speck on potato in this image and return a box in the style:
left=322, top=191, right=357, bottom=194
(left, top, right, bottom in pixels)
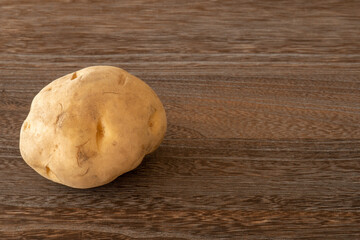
left=70, top=72, right=77, bottom=80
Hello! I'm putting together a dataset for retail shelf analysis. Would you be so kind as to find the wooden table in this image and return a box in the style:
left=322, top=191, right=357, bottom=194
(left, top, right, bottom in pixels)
left=1, top=1, right=360, bottom=239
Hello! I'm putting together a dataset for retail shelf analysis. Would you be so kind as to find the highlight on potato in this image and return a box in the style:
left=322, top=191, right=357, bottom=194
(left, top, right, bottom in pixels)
left=19, top=66, right=167, bottom=189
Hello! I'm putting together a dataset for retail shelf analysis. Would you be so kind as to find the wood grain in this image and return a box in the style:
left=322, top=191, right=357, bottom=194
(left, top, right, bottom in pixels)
left=1, top=0, right=360, bottom=239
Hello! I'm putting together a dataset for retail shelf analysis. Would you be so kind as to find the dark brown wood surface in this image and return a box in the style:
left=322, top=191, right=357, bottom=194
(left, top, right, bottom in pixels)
left=1, top=0, right=360, bottom=239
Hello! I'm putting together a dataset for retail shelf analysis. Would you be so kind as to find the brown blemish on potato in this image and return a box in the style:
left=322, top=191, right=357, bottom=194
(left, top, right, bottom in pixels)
left=75, top=139, right=90, bottom=167
left=96, top=119, right=105, bottom=150
left=75, top=139, right=97, bottom=167
left=148, top=107, right=157, bottom=130
left=55, top=103, right=66, bottom=128
left=45, top=165, right=61, bottom=182
left=70, top=72, right=77, bottom=80
left=45, top=87, right=52, bottom=91
left=45, top=166, right=51, bottom=176
left=76, top=148, right=89, bottom=167
left=55, top=112, right=66, bottom=128
left=23, top=121, right=30, bottom=130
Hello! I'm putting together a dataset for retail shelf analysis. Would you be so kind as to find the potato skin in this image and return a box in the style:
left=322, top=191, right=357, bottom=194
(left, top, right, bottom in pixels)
left=19, top=66, right=167, bottom=188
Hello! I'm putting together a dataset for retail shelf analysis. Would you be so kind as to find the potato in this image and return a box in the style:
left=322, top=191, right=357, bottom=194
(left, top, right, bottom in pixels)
left=19, top=66, right=167, bottom=189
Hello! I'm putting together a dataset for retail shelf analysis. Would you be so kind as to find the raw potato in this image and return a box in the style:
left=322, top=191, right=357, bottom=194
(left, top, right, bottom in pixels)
left=19, top=66, right=167, bottom=189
